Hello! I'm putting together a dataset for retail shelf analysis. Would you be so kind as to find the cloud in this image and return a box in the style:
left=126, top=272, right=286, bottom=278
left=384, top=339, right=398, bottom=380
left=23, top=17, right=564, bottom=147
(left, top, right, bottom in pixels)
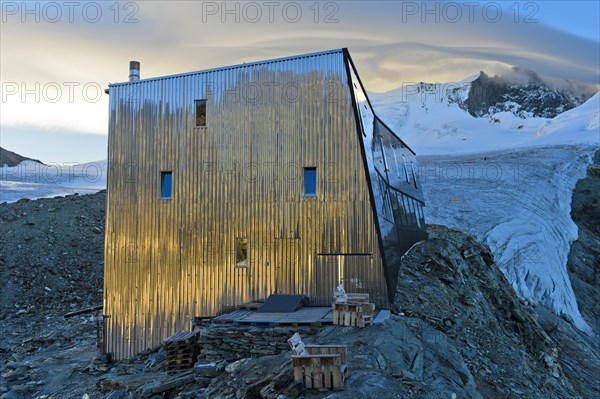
left=0, top=0, right=598, bottom=145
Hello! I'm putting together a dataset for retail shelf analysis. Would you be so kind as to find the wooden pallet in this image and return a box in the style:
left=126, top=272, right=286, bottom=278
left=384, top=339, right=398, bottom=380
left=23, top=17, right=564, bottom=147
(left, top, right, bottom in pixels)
left=292, top=354, right=345, bottom=389
left=288, top=333, right=347, bottom=390
left=163, top=331, right=199, bottom=346
left=163, top=331, right=199, bottom=372
left=212, top=310, right=256, bottom=324
left=346, top=293, right=370, bottom=303
left=332, top=302, right=375, bottom=328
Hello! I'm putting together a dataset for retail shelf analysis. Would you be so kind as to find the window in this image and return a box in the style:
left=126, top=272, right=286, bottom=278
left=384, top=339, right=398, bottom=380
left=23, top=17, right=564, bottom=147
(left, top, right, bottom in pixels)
left=235, top=238, right=248, bottom=268
left=161, top=171, right=172, bottom=199
left=392, top=148, right=401, bottom=178
left=402, top=195, right=413, bottom=226
left=410, top=162, right=418, bottom=188
left=389, top=190, right=402, bottom=224
left=417, top=202, right=426, bottom=228
left=380, top=178, right=394, bottom=223
left=304, top=167, right=317, bottom=196
left=402, top=155, right=411, bottom=184
left=408, top=198, right=418, bottom=226
left=195, top=99, right=207, bottom=127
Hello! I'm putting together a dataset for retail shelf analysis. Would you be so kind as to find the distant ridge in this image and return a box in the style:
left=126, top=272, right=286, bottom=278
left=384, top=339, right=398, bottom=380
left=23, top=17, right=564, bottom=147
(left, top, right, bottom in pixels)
left=0, top=147, right=44, bottom=167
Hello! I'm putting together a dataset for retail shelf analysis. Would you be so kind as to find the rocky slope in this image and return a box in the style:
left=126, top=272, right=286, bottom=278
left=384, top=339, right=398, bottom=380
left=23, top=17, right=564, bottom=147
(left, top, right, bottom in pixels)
left=0, top=147, right=43, bottom=168
left=0, top=192, right=598, bottom=399
left=0, top=192, right=105, bottom=321
left=567, top=150, right=600, bottom=334
left=394, top=225, right=599, bottom=399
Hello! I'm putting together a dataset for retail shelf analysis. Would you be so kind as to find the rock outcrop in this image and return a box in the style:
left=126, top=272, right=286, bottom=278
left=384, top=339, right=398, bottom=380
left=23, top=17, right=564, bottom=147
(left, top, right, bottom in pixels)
left=393, top=224, right=599, bottom=398
left=0, top=147, right=43, bottom=167
left=567, top=150, right=600, bottom=334
left=462, top=69, right=595, bottom=118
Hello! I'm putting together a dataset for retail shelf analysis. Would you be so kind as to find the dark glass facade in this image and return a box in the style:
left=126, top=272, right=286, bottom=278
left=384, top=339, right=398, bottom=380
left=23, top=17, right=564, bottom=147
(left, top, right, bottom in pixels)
left=345, top=53, right=427, bottom=300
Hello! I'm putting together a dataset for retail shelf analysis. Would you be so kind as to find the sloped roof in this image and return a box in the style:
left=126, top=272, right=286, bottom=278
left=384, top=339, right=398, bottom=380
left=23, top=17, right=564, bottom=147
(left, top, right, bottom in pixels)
left=109, top=48, right=345, bottom=87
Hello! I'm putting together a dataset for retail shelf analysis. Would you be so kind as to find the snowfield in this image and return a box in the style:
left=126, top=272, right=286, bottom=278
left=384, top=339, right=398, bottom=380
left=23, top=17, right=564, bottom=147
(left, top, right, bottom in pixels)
left=374, top=87, right=599, bottom=332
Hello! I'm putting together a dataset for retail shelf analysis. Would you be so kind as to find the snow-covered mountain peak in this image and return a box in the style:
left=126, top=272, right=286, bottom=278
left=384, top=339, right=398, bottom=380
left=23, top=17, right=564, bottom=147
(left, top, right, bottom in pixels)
left=370, top=71, right=599, bottom=156
left=372, top=67, right=597, bottom=127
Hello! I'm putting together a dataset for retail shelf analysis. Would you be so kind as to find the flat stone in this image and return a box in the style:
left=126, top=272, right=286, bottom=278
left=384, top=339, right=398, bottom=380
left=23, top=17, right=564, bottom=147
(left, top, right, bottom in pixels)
left=194, top=362, right=219, bottom=377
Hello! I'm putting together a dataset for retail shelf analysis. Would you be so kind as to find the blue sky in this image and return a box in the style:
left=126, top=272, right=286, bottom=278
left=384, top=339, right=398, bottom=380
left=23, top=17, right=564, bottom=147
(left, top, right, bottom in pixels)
left=1, top=1, right=599, bottom=163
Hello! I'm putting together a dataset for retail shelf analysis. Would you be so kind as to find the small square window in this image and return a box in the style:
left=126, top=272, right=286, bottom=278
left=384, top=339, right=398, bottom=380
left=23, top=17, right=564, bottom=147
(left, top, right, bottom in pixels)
left=161, top=171, right=172, bottom=199
left=195, top=99, right=207, bottom=127
left=304, top=167, right=317, bottom=196
left=235, top=238, right=248, bottom=268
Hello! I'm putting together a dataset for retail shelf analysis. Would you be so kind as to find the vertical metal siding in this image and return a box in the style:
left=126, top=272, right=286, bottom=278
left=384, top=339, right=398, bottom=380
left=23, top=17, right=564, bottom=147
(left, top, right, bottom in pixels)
left=104, top=50, right=388, bottom=359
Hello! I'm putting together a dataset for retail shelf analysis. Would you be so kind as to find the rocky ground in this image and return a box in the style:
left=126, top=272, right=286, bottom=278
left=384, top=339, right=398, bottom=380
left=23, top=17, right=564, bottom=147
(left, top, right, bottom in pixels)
left=394, top=225, right=599, bottom=399
left=0, top=191, right=105, bottom=399
left=0, top=187, right=599, bottom=398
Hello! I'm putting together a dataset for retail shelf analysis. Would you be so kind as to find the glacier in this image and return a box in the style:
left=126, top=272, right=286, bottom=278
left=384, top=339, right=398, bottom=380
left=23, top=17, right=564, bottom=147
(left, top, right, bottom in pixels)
left=0, top=160, right=107, bottom=203
left=418, top=145, right=595, bottom=332
left=373, top=86, right=599, bottom=332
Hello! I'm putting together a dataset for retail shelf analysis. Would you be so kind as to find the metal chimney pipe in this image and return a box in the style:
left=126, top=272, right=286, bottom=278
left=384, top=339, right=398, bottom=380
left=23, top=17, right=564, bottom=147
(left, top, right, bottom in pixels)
left=129, top=61, right=140, bottom=82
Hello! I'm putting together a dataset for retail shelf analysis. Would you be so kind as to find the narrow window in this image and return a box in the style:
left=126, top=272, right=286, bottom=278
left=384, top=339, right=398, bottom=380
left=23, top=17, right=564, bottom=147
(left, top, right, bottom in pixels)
left=195, top=99, right=207, bottom=127
left=235, top=238, right=248, bottom=268
left=392, top=148, right=401, bottom=178
left=378, top=175, right=393, bottom=223
left=410, top=162, right=418, bottom=188
left=417, top=202, right=426, bottom=228
left=408, top=198, right=418, bottom=226
left=304, top=167, right=317, bottom=196
left=389, top=190, right=402, bottom=224
left=414, top=200, right=422, bottom=228
left=161, top=171, right=172, bottom=199
left=402, top=155, right=411, bottom=184
left=397, top=192, right=408, bottom=225
left=401, top=194, right=412, bottom=226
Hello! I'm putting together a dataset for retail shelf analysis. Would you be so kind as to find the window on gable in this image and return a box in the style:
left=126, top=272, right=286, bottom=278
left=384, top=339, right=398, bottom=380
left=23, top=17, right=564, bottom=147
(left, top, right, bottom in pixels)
left=195, top=99, right=207, bottom=127
left=161, top=171, right=172, bottom=199
left=304, top=167, right=317, bottom=196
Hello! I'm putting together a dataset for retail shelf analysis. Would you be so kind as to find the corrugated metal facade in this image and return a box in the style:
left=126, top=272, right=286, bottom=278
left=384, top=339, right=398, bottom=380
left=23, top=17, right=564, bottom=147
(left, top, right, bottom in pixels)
left=103, top=49, right=405, bottom=359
